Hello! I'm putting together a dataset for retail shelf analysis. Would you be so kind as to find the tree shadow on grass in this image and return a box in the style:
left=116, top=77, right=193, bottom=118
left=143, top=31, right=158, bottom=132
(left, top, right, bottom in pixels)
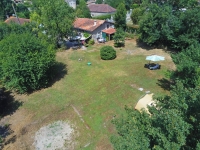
left=157, top=78, right=175, bottom=91
left=0, top=88, right=23, bottom=118
left=0, top=124, right=16, bottom=149
left=47, top=62, right=68, bottom=87
left=136, top=39, right=174, bottom=51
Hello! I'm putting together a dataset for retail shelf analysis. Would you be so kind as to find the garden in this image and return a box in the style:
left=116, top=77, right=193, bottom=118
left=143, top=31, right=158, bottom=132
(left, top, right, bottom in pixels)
left=1, top=39, right=175, bottom=149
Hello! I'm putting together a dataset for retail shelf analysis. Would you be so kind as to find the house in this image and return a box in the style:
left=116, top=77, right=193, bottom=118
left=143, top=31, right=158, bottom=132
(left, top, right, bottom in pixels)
left=73, top=18, right=115, bottom=41
left=86, top=0, right=96, bottom=5
left=88, top=4, right=116, bottom=17
left=65, top=0, right=76, bottom=9
left=4, top=16, right=30, bottom=25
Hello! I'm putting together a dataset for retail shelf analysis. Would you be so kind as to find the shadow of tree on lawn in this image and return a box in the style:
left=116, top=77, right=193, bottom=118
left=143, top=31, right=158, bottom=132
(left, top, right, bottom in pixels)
left=0, top=88, right=23, bottom=118
left=47, top=62, right=68, bottom=87
left=157, top=78, right=175, bottom=91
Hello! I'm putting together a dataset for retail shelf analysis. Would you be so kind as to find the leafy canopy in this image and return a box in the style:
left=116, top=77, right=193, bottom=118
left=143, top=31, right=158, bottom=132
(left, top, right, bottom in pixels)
left=0, top=32, right=56, bottom=93
left=114, top=3, right=127, bottom=30
left=31, top=0, right=75, bottom=46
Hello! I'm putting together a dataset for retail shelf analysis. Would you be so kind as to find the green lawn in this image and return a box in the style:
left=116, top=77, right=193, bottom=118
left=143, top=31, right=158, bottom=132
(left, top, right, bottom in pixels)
left=22, top=40, right=172, bottom=149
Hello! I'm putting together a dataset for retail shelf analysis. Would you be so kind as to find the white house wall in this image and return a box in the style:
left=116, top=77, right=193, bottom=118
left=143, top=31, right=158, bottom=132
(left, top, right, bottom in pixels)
left=91, top=22, right=114, bottom=40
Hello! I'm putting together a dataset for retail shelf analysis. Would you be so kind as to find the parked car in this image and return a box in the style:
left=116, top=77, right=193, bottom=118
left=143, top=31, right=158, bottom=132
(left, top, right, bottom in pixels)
left=97, top=38, right=106, bottom=43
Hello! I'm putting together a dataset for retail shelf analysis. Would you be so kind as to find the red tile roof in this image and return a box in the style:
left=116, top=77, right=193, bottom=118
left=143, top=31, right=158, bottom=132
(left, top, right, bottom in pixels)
left=5, top=16, right=30, bottom=25
left=74, top=18, right=105, bottom=32
left=102, top=28, right=116, bottom=34
left=88, top=4, right=116, bottom=13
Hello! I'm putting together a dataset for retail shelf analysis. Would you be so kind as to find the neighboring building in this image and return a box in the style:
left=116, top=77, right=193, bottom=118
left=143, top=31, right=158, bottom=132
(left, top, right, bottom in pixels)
left=86, top=0, right=96, bottom=5
left=73, top=18, right=115, bottom=40
left=65, top=0, right=76, bottom=9
left=4, top=16, right=30, bottom=25
left=88, top=4, right=116, bottom=17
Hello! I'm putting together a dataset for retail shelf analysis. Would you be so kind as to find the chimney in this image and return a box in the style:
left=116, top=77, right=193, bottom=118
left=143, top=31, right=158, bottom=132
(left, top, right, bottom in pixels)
left=94, top=20, right=97, bottom=26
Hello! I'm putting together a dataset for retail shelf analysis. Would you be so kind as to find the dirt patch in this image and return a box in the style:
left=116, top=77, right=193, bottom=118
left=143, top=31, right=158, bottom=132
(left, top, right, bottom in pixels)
left=33, top=121, right=75, bottom=150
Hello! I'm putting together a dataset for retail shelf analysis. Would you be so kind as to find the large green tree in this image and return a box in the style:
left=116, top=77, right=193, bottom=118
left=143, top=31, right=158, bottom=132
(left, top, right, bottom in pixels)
left=0, top=32, right=55, bottom=93
left=138, top=0, right=200, bottom=49
left=76, top=0, right=91, bottom=18
left=114, top=3, right=127, bottom=29
left=31, top=0, right=75, bottom=46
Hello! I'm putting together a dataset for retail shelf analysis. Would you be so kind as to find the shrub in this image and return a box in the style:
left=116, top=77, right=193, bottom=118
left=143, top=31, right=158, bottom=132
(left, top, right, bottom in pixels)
left=100, top=46, right=116, bottom=60
left=88, top=39, right=95, bottom=45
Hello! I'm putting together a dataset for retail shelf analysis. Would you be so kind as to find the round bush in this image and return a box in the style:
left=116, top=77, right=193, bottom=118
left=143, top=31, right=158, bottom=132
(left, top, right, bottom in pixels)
left=100, top=46, right=116, bottom=60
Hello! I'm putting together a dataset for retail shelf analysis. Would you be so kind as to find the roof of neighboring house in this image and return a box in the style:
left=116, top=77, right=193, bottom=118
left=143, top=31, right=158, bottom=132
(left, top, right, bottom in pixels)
left=5, top=16, right=30, bottom=25
left=102, top=28, right=116, bottom=34
left=88, top=4, right=116, bottom=13
left=74, top=18, right=105, bottom=32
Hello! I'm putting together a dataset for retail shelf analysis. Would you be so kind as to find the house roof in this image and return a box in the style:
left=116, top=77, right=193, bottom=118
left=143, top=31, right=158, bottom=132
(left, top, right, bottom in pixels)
left=102, top=28, right=116, bottom=34
left=5, top=16, right=30, bottom=25
left=74, top=18, right=105, bottom=32
left=88, top=4, right=116, bottom=13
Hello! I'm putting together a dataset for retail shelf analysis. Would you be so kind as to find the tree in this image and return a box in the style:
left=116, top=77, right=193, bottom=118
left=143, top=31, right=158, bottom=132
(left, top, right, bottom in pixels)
left=0, top=32, right=56, bottom=93
left=113, top=28, right=125, bottom=47
left=138, top=0, right=200, bottom=49
left=0, top=0, right=14, bottom=21
left=0, top=22, right=34, bottom=41
left=130, top=7, right=143, bottom=24
left=114, top=3, right=127, bottom=29
left=105, top=0, right=124, bottom=8
left=31, top=0, right=75, bottom=46
left=16, top=3, right=30, bottom=18
left=75, top=0, right=91, bottom=18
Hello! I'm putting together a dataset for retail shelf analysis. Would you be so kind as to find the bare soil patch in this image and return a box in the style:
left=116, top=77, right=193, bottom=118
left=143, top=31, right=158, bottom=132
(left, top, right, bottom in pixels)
left=33, top=121, right=75, bottom=150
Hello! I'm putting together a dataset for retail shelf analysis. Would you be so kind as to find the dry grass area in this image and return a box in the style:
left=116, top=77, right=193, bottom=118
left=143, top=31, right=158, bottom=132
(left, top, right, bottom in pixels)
left=0, top=39, right=175, bottom=150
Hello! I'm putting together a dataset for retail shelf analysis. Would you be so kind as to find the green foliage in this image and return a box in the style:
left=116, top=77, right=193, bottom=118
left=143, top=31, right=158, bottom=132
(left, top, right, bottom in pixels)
left=92, top=14, right=112, bottom=20
left=0, top=22, right=33, bottom=41
left=113, top=28, right=125, bottom=47
left=0, top=0, right=14, bottom=21
left=31, top=0, right=75, bottom=46
left=105, top=0, right=124, bottom=8
left=83, top=32, right=90, bottom=38
left=88, top=39, right=95, bottom=45
left=131, top=7, right=143, bottom=25
left=0, top=33, right=56, bottom=93
left=16, top=4, right=30, bottom=18
left=76, top=0, right=91, bottom=18
left=100, top=46, right=116, bottom=60
left=138, top=1, right=200, bottom=49
left=96, top=0, right=103, bottom=4
left=114, top=3, right=127, bottom=29
left=131, top=3, right=139, bottom=9
left=125, top=32, right=135, bottom=39
left=171, top=42, right=200, bottom=88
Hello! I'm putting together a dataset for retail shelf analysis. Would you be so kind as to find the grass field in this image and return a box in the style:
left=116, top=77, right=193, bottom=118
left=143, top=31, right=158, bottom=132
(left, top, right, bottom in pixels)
left=3, top=39, right=174, bottom=150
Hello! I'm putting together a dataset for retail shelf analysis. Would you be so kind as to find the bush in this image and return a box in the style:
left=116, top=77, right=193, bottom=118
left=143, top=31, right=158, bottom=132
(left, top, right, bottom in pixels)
left=100, top=46, right=116, bottom=60
left=88, top=39, right=95, bottom=45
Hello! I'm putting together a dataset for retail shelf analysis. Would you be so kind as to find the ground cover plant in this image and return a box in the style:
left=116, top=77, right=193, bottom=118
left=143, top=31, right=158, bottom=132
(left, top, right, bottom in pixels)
left=0, top=39, right=174, bottom=149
